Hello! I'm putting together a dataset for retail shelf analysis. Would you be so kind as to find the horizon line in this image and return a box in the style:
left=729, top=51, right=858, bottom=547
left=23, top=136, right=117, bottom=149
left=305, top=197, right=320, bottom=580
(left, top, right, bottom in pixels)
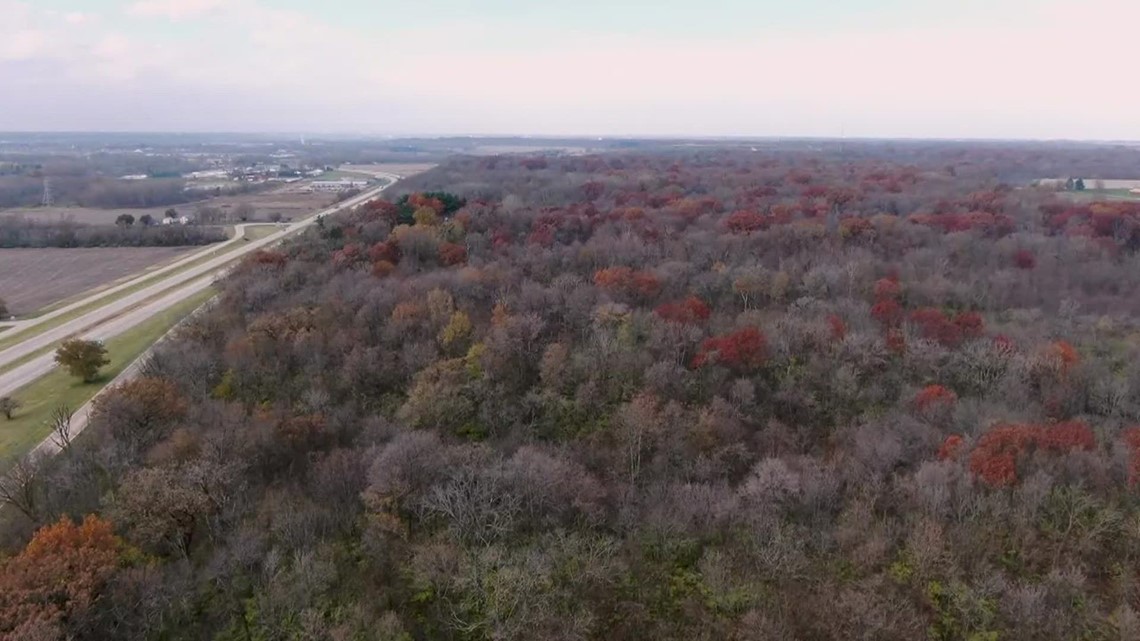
left=0, top=131, right=1137, bottom=145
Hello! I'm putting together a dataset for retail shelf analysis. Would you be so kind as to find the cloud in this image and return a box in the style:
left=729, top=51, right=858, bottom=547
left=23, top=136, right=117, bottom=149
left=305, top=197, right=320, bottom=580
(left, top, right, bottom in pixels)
left=2, top=0, right=1139, bottom=137
left=126, top=0, right=226, bottom=20
left=367, top=0, right=1140, bottom=137
left=0, top=30, right=47, bottom=61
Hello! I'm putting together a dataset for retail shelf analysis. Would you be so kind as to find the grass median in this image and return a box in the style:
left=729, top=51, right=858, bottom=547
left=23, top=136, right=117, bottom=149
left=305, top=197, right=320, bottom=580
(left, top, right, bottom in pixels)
left=242, top=224, right=282, bottom=241
left=0, top=286, right=217, bottom=466
left=0, top=276, right=214, bottom=377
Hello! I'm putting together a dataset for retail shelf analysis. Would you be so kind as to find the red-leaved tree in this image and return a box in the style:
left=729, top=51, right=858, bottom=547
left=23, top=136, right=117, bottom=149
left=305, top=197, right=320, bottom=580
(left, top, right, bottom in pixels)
left=692, top=327, right=767, bottom=371
left=968, top=421, right=1096, bottom=486
left=938, top=434, right=965, bottom=461
left=594, top=267, right=662, bottom=302
left=655, top=297, right=711, bottom=324
left=914, top=384, right=957, bottom=413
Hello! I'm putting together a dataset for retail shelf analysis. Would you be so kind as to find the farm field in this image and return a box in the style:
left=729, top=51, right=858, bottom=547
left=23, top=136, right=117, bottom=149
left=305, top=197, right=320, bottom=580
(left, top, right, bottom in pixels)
left=0, top=223, right=274, bottom=343
left=0, top=247, right=194, bottom=315
left=0, top=187, right=335, bottom=226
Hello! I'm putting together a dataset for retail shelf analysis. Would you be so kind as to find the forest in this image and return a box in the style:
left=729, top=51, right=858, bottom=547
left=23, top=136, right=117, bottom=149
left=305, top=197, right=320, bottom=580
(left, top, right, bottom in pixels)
left=6, top=143, right=1140, bottom=640
left=0, top=175, right=195, bottom=210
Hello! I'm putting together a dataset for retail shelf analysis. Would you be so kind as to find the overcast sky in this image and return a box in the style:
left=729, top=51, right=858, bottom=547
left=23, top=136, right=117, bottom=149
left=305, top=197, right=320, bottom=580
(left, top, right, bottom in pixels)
left=1, top=0, right=1136, bottom=139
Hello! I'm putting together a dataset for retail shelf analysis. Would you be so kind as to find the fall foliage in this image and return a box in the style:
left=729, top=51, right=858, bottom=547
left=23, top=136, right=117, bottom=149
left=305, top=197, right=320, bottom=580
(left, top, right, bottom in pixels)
left=691, top=326, right=767, bottom=371
left=0, top=516, right=124, bottom=639
left=8, top=145, right=1140, bottom=639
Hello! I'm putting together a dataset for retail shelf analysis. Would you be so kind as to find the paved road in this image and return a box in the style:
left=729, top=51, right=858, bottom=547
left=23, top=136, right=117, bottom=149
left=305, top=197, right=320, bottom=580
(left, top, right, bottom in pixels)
left=2, top=224, right=254, bottom=333
left=0, top=273, right=217, bottom=397
left=30, top=339, right=152, bottom=458
left=0, top=223, right=257, bottom=334
left=2, top=176, right=404, bottom=481
left=7, top=175, right=402, bottom=460
left=0, top=178, right=396, bottom=376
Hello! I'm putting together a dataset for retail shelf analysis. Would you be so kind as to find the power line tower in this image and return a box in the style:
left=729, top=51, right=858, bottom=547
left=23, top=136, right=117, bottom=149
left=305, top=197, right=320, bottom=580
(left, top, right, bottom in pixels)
left=41, top=177, right=53, bottom=207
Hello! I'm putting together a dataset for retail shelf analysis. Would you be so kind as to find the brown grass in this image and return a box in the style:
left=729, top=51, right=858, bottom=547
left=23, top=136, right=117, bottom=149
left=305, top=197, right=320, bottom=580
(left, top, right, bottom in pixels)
left=0, top=247, right=194, bottom=315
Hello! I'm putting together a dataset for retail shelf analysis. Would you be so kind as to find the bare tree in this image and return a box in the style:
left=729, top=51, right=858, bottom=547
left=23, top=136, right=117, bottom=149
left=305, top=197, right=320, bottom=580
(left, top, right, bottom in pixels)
left=234, top=202, right=256, bottom=222
left=51, top=404, right=74, bottom=454
left=195, top=205, right=224, bottom=225
left=421, top=467, right=521, bottom=548
left=0, top=452, right=45, bottom=521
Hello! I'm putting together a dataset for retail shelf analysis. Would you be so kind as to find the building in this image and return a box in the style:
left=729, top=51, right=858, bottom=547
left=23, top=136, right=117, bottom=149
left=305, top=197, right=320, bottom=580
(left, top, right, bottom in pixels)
left=309, top=179, right=368, bottom=192
left=162, top=215, right=191, bottom=226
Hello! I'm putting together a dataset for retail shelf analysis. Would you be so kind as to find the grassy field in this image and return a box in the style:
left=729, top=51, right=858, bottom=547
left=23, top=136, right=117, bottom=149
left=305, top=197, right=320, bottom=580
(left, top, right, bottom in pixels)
left=1062, top=189, right=1140, bottom=202
left=0, top=287, right=217, bottom=465
left=242, top=224, right=281, bottom=241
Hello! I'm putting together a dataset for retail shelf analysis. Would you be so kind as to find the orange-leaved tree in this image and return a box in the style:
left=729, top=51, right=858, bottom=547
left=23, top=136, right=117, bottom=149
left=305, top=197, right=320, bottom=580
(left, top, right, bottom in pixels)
left=0, top=515, right=125, bottom=639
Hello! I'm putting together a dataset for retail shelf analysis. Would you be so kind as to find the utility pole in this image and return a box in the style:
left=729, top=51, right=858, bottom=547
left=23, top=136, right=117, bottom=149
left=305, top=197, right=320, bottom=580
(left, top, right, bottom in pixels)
left=41, top=177, right=53, bottom=207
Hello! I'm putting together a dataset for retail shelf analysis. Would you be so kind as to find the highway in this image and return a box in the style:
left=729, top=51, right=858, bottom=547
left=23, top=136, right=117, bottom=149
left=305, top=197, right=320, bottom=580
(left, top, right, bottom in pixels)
left=0, top=175, right=399, bottom=402
left=24, top=274, right=219, bottom=458
left=0, top=224, right=254, bottom=333
left=0, top=273, right=217, bottom=397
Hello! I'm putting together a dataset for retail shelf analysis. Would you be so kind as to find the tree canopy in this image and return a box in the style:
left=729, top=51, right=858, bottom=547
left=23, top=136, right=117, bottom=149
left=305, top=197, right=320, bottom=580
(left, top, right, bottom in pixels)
left=8, top=144, right=1140, bottom=639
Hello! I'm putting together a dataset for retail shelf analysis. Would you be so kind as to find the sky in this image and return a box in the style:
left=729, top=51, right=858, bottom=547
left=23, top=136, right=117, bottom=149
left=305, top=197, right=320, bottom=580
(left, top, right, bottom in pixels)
left=1, top=0, right=1137, bottom=139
